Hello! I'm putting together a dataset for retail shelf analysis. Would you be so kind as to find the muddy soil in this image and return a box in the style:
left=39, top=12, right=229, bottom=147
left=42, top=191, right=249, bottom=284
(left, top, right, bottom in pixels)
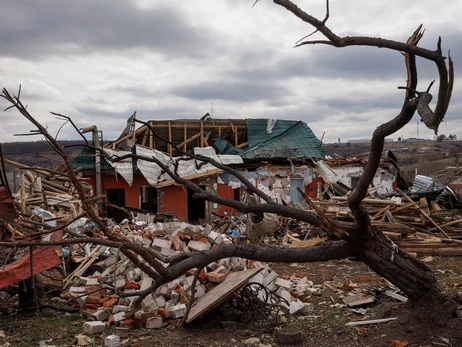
left=1, top=257, right=461, bottom=347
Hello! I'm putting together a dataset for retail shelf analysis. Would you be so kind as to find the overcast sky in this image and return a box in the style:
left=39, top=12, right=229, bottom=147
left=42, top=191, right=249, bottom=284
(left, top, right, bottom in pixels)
left=0, top=0, right=460, bottom=144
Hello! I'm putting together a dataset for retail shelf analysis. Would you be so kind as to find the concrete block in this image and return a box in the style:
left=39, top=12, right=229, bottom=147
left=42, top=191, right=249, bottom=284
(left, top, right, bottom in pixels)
left=69, top=286, right=86, bottom=294
left=152, top=238, right=172, bottom=250
left=112, top=305, right=129, bottom=314
left=114, top=277, right=126, bottom=290
left=140, top=277, right=153, bottom=291
left=83, top=321, right=105, bottom=334
left=182, top=276, right=195, bottom=287
left=158, top=285, right=171, bottom=297
left=165, top=301, right=175, bottom=318
left=104, top=256, right=118, bottom=267
left=275, top=287, right=293, bottom=306
left=155, top=296, right=166, bottom=308
left=141, top=295, right=158, bottom=311
left=206, top=230, right=219, bottom=244
left=214, top=234, right=224, bottom=245
left=104, top=335, right=121, bottom=347
left=146, top=316, right=163, bottom=329
left=171, top=292, right=180, bottom=304
left=274, top=278, right=293, bottom=290
left=206, top=262, right=219, bottom=271
left=85, top=277, right=100, bottom=286
left=126, top=270, right=136, bottom=282
left=202, top=224, right=212, bottom=235
left=187, top=240, right=211, bottom=252
left=172, top=303, right=186, bottom=318
left=262, top=271, right=278, bottom=286
left=250, top=273, right=264, bottom=285
left=113, top=312, right=125, bottom=325
left=289, top=299, right=305, bottom=314
left=93, top=308, right=110, bottom=321
left=206, top=272, right=227, bottom=283
left=142, top=237, right=152, bottom=247
left=160, top=247, right=178, bottom=257
left=211, top=265, right=228, bottom=274
left=300, top=303, right=314, bottom=315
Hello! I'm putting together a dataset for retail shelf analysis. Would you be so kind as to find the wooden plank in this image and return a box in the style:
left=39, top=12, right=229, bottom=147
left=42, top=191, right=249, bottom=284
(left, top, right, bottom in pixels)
left=141, top=127, right=150, bottom=147
left=290, top=237, right=327, bottom=248
left=177, top=132, right=201, bottom=149
left=0, top=247, right=61, bottom=289
left=149, top=121, right=154, bottom=149
left=183, top=122, right=187, bottom=152
left=200, top=122, right=204, bottom=147
left=168, top=122, right=172, bottom=156
left=331, top=196, right=402, bottom=206
left=346, top=318, right=397, bottom=327
left=397, top=188, right=451, bottom=239
left=186, top=267, right=263, bottom=323
left=153, top=168, right=223, bottom=188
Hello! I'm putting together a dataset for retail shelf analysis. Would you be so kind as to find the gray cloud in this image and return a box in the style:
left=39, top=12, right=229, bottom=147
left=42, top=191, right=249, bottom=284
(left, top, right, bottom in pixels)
left=0, top=1, right=220, bottom=60
left=171, top=81, right=291, bottom=103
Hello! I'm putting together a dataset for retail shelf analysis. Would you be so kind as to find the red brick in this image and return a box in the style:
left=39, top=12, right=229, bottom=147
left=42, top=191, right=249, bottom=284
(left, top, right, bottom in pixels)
left=86, top=297, right=101, bottom=304
left=198, top=270, right=207, bottom=284
left=120, top=319, right=134, bottom=329
left=103, top=297, right=118, bottom=308
left=206, top=272, right=226, bottom=284
left=158, top=308, right=167, bottom=319
left=124, top=281, right=140, bottom=290
left=84, top=303, right=100, bottom=310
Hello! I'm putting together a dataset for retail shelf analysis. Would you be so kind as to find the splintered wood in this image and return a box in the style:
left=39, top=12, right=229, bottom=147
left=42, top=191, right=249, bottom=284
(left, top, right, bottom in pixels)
left=2, top=157, right=94, bottom=239
left=308, top=191, right=462, bottom=256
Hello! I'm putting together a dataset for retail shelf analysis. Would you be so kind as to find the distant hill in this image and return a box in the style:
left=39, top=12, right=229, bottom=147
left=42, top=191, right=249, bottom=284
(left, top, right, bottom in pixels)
left=0, top=140, right=86, bottom=169
left=2, top=139, right=461, bottom=180
left=323, top=140, right=462, bottom=178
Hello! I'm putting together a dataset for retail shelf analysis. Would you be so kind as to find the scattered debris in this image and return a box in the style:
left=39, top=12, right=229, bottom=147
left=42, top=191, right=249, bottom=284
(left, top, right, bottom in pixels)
left=345, top=317, right=397, bottom=326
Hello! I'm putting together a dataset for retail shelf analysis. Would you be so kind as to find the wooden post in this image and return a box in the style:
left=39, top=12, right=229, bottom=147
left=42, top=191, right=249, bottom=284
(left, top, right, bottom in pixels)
left=168, top=121, right=172, bottom=156
left=200, top=122, right=204, bottom=147
left=149, top=121, right=154, bottom=149
left=396, top=188, right=451, bottom=239
left=183, top=122, right=187, bottom=153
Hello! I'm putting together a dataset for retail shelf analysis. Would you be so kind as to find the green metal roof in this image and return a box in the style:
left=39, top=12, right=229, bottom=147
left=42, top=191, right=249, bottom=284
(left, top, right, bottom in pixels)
left=240, top=120, right=324, bottom=159
left=71, top=147, right=113, bottom=170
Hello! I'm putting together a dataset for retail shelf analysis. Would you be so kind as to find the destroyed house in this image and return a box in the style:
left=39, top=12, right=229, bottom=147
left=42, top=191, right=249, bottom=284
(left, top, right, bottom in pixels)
left=71, top=118, right=327, bottom=223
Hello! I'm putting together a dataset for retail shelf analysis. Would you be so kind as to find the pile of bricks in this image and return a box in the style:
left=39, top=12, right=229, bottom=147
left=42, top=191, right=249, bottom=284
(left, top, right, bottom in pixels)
left=69, top=221, right=316, bottom=335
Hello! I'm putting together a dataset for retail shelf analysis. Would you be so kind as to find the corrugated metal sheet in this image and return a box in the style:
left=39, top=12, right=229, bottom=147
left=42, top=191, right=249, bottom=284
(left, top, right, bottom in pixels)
left=410, top=175, right=446, bottom=193
left=240, top=120, right=324, bottom=159
left=104, top=149, right=133, bottom=187
left=136, top=146, right=170, bottom=186
left=136, top=146, right=242, bottom=186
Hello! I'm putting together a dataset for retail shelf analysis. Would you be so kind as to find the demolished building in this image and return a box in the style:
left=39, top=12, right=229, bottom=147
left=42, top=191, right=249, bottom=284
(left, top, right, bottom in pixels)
left=71, top=117, right=400, bottom=223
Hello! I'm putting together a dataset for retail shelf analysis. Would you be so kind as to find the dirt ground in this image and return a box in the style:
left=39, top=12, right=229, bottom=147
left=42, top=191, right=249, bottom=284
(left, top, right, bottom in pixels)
left=1, top=257, right=462, bottom=347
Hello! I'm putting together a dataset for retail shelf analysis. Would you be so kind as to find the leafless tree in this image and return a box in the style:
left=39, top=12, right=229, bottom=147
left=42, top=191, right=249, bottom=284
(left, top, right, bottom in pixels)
left=0, top=0, right=459, bottom=338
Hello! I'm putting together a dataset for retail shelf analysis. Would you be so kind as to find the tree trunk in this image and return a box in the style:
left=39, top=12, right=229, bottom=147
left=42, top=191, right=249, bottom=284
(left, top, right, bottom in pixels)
left=350, top=226, right=441, bottom=302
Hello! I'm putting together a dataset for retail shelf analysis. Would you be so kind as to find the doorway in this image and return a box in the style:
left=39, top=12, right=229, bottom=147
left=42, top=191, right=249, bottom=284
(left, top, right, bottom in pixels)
left=188, top=186, right=206, bottom=223
left=139, top=186, right=158, bottom=213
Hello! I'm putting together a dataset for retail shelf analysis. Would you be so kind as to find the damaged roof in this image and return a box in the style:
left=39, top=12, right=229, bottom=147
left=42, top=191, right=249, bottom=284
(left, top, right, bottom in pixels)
left=103, top=117, right=324, bottom=161
left=240, top=120, right=324, bottom=159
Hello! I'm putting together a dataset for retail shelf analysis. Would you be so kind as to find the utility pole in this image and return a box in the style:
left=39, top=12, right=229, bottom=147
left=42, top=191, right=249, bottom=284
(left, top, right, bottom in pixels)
left=81, top=125, right=102, bottom=214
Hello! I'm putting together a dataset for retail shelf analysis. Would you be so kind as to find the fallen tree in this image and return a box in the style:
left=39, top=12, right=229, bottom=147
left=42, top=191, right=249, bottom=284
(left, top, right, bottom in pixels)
left=0, top=0, right=460, bottom=343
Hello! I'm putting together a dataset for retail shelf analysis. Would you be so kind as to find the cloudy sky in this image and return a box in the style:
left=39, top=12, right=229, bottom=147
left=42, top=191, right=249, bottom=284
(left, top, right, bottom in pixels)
left=0, top=0, right=460, bottom=144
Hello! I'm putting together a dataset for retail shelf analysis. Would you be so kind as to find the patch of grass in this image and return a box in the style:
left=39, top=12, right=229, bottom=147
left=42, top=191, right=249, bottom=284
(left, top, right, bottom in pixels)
left=2, top=311, right=85, bottom=347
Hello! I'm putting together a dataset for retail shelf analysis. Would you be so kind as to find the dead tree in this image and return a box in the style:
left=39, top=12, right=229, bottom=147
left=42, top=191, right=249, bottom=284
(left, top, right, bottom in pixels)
left=0, top=0, right=458, bottom=336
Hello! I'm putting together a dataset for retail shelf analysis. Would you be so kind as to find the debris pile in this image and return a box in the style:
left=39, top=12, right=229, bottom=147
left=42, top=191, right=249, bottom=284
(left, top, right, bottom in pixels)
left=63, top=221, right=315, bottom=331
left=2, top=157, right=94, bottom=240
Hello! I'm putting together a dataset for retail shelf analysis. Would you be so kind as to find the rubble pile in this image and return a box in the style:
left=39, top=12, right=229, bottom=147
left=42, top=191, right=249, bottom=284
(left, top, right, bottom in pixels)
left=64, top=221, right=315, bottom=331
left=292, top=188, right=462, bottom=256
left=2, top=157, right=93, bottom=240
